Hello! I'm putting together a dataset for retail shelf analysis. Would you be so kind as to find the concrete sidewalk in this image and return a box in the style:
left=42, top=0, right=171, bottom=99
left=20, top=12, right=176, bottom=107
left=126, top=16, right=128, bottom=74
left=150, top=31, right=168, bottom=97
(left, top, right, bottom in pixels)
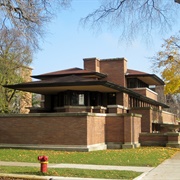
left=0, top=161, right=153, bottom=172
left=0, top=161, right=153, bottom=180
left=134, top=151, right=180, bottom=180
left=0, top=152, right=180, bottom=180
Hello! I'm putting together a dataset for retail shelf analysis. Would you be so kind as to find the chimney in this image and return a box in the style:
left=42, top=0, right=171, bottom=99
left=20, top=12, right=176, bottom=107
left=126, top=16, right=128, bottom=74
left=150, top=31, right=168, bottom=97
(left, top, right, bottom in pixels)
left=83, top=57, right=100, bottom=72
left=100, top=58, right=127, bottom=86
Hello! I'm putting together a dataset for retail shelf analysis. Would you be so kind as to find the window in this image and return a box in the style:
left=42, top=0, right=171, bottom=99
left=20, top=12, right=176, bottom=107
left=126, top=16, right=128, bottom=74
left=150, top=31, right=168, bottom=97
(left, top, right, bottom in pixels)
left=127, top=78, right=148, bottom=88
left=71, top=92, right=85, bottom=105
left=107, top=93, right=116, bottom=105
left=78, top=94, right=84, bottom=105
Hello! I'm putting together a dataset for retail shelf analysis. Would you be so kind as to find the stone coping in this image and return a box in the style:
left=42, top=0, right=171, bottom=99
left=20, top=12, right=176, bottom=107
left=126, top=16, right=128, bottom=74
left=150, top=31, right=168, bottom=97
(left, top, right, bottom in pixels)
left=140, top=132, right=166, bottom=136
left=54, top=106, right=94, bottom=109
left=93, top=106, right=107, bottom=110
left=166, top=132, right=180, bottom=136
left=107, top=105, right=128, bottom=110
left=0, top=112, right=142, bottom=118
left=0, top=143, right=107, bottom=152
left=162, top=110, right=177, bottom=115
left=140, top=132, right=180, bottom=136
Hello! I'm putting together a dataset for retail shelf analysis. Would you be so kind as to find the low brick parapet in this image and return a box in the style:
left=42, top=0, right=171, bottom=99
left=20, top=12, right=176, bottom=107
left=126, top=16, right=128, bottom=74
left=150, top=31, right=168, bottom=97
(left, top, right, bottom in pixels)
left=166, top=132, right=180, bottom=148
left=107, top=105, right=128, bottom=113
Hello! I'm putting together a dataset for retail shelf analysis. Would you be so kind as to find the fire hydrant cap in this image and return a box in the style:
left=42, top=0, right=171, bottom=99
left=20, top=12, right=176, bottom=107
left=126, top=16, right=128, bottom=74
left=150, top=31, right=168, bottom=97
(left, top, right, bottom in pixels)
left=38, top=155, right=48, bottom=162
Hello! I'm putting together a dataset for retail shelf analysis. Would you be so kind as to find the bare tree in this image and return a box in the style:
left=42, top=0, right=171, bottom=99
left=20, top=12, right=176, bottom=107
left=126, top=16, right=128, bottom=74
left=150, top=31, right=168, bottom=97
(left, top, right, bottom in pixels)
left=155, top=86, right=180, bottom=119
left=0, top=0, right=71, bottom=49
left=0, top=27, right=32, bottom=113
left=82, top=0, right=180, bottom=42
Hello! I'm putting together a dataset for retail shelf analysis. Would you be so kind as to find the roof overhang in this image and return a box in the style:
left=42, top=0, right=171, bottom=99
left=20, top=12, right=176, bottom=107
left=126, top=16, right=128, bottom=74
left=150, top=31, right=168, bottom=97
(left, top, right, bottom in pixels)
left=32, top=71, right=107, bottom=80
left=4, top=80, right=169, bottom=108
left=4, top=81, right=119, bottom=94
left=126, top=74, right=165, bottom=85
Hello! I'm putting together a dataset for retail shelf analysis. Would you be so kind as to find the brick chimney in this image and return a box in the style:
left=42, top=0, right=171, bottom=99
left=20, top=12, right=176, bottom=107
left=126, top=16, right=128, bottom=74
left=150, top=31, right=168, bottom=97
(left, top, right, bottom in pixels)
left=100, top=58, right=127, bottom=86
left=83, top=57, right=100, bottom=72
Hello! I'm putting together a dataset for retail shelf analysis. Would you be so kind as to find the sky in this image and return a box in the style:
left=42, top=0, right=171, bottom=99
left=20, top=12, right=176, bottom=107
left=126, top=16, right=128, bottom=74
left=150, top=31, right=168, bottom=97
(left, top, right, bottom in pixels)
left=32, top=0, right=180, bottom=77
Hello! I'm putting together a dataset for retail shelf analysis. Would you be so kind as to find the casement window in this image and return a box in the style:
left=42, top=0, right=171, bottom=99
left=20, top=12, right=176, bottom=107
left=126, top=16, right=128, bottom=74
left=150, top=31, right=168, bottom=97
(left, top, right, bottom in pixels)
left=127, top=78, right=148, bottom=88
left=71, top=92, right=85, bottom=105
left=107, top=93, right=116, bottom=105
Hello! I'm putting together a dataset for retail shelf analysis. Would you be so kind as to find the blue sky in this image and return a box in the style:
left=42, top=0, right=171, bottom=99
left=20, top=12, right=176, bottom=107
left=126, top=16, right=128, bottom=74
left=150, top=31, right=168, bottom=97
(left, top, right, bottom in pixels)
left=32, top=1, right=180, bottom=76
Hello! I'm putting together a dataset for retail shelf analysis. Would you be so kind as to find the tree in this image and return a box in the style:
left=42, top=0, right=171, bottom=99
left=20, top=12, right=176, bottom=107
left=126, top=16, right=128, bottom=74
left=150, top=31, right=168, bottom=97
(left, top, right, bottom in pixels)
left=155, top=86, right=180, bottom=120
left=82, top=0, right=180, bottom=42
left=0, top=28, right=32, bottom=113
left=152, top=33, right=180, bottom=94
left=152, top=33, right=180, bottom=119
left=0, top=0, right=71, bottom=49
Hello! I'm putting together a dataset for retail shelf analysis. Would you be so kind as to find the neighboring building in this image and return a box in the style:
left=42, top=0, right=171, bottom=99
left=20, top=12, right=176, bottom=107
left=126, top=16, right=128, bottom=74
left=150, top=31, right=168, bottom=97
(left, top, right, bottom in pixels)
left=18, top=66, right=32, bottom=114
left=0, top=64, right=32, bottom=114
left=1, top=57, right=179, bottom=151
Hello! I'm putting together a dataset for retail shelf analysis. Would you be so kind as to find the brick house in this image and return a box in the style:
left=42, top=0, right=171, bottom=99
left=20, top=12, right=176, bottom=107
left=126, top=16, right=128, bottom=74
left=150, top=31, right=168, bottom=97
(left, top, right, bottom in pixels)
left=1, top=57, right=179, bottom=151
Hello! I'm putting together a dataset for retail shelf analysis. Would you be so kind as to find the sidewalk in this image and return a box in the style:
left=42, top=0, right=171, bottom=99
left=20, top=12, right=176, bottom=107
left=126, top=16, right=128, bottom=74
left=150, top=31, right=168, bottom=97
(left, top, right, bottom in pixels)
left=0, top=152, right=180, bottom=180
left=0, top=161, right=153, bottom=172
left=0, top=161, right=153, bottom=180
left=134, top=151, right=180, bottom=180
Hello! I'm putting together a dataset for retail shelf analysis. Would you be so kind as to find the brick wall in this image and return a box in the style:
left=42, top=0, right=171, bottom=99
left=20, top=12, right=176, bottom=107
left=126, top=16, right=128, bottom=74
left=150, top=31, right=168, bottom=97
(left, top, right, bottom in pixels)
left=131, top=88, right=158, bottom=101
left=162, top=111, right=177, bottom=124
left=0, top=114, right=88, bottom=145
left=166, top=132, right=180, bottom=148
left=139, top=133, right=168, bottom=146
left=100, top=58, right=127, bottom=86
left=19, top=66, right=32, bottom=114
left=0, top=112, right=142, bottom=151
left=129, top=107, right=152, bottom=132
left=105, top=115, right=124, bottom=143
left=105, top=113, right=141, bottom=149
left=83, top=58, right=100, bottom=72
left=83, top=58, right=127, bottom=86
left=87, top=116, right=106, bottom=145
left=123, top=114, right=141, bottom=145
left=116, top=92, right=129, bottom=108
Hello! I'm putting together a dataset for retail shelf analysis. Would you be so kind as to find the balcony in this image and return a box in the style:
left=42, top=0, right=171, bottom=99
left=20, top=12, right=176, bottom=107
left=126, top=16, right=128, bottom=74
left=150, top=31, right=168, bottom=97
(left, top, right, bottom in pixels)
left=130, top=87, right=158, bottom=101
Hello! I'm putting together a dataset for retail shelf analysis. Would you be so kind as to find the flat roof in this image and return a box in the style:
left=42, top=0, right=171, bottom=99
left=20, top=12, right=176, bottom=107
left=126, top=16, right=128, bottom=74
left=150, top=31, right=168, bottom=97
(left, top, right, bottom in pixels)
left=4, top=75, right=169, bottom=108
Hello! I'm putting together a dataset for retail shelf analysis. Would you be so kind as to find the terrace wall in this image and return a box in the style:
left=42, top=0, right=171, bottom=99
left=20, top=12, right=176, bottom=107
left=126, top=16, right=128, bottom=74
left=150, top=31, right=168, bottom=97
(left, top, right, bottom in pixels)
left=132, top=88, right=158, bottom=101
left=105, top=113, right=141, bottom=149
left=162, top=111, right=177, bottom=125
left=140, top=132, right=180, bottom=148
left=129, top=107, right=177, bottom=133
left=139, top=133, right=168, bottom=146
left=0, top=112, right=141, bottom=151
left=129, top=107, right=152, bottom=133
left=0, top=113, right=106, bottom=151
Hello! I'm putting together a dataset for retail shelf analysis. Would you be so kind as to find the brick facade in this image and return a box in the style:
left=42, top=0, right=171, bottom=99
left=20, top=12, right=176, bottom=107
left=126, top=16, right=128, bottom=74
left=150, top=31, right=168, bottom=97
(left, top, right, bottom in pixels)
left=139, top=133, right=168, bottom=146
left=129, top=107, right=152, bottom=132
left=132, top=88, right=158, bottom=101
left=2, top=57, right=179, bottom=150
left=83, top=58, right=100, bottom=72
left=0, top=113, right=141, bottom=151
left=140, top=132, right=180, bottom=148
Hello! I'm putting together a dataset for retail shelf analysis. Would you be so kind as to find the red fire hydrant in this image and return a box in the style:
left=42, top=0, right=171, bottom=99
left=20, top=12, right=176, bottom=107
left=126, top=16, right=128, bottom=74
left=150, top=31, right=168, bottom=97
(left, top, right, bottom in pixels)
left=38, top=155, right=48, bottom=173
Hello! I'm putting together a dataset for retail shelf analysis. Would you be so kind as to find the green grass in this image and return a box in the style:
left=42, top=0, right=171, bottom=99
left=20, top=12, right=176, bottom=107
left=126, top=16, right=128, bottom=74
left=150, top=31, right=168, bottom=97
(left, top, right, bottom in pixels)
left=0, top=147, right=179, bottom=179
left=0, top=147, right=179, bottom=166
left=0, top=166, right=141, bottom=179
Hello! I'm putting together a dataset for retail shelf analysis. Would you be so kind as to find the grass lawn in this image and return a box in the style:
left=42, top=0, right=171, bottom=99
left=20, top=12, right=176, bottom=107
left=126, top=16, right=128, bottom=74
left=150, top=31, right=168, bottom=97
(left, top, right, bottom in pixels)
left=0, top=166, right=142, bottom=179
left=0, top=147, right=179, bottom=179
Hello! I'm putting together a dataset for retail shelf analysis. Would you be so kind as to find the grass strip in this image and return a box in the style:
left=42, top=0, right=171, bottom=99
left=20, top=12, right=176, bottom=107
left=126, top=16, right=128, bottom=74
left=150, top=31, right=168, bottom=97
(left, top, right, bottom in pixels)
left=0, top=147, right=179, bottom=167
left=0, top=166, right=142, bottom=179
